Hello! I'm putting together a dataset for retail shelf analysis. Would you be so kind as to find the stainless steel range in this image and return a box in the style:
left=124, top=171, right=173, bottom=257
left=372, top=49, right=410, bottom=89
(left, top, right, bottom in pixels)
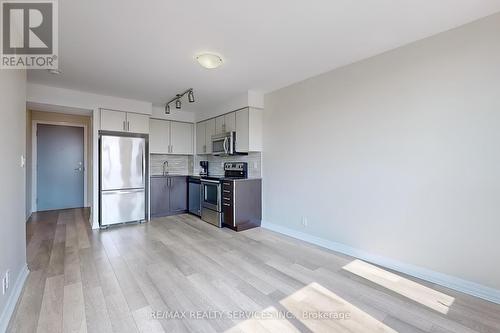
left=200, top=162, right=248, bottom=227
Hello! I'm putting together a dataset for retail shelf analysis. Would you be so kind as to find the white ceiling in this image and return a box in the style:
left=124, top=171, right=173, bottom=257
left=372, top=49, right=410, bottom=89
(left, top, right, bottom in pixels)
left=27, top=0, right=500, bottom=112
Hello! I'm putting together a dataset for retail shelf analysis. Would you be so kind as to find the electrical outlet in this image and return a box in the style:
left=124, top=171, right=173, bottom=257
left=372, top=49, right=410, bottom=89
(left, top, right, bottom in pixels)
left=301, top=216, right=308, bottom=227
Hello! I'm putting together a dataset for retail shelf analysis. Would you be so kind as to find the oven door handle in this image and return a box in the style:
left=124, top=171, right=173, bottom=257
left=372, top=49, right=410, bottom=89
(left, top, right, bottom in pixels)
left=201, top=179, right=221, bottom=184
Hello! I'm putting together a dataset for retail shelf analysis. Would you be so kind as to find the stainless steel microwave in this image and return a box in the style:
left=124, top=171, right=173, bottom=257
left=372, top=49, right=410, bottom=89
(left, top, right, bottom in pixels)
left=212, top=131, right=236, bottom=156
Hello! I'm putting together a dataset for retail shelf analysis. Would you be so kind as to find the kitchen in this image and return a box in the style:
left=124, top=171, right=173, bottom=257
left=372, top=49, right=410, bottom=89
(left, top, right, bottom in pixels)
left=98, top=106, right=263, bottom=231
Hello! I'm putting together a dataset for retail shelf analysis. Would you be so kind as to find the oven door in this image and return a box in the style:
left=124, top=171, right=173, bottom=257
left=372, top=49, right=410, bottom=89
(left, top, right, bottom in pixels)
left=201, top=180, right=221, bottom=212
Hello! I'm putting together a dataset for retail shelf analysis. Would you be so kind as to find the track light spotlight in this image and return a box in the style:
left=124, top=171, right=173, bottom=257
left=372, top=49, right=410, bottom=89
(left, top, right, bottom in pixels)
left=165, top=88, right=195, bottom=112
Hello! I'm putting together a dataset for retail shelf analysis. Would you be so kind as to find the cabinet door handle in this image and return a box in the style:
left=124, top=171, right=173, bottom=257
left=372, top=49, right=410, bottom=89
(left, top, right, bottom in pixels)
left=127, top=121, right=130, bottom=131
left=123, top=121, right=126, bottom=131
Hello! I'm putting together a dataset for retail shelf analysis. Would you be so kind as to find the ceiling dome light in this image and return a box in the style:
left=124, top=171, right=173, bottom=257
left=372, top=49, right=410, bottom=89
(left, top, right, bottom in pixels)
left=196, top=53, right=223, bottom=69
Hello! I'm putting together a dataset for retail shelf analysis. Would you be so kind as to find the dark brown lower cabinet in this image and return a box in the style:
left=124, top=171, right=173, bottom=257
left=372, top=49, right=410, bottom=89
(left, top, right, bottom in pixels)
left=151, top=176, right=187, bottom=218
left=169, top=176, right=188, bottom=213
left=222, top=179, right=262, bottom=231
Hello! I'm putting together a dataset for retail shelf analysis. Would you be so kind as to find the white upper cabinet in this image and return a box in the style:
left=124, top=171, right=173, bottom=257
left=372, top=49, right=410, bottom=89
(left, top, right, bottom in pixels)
left=149, top=119, right=194, bottom=155
left=224, top=112, right=236, bottom=133
left=100, top=109, right=149, bottom=134
left=204, top=118, right=216, bottom=154
left=195, top=108, right=262, bottom=155
left=215, top=115, right=225, bottom=134
left=196, top=121, right=206, bottom=154
left=127, top=113, right=149, bottom=134
left=236, top=107, right=263, bottom=153
left=215, top=113, right=236, bottom=134
left=101, top=109, right=127, bottom=132
left=171, top=122, right=193, bottom=155
left=149, top=119, right=170, bottom=154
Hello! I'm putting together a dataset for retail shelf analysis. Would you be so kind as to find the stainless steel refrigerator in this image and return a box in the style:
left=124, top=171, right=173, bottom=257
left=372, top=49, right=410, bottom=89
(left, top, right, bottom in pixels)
left=99, top=133, right=147, bottom=227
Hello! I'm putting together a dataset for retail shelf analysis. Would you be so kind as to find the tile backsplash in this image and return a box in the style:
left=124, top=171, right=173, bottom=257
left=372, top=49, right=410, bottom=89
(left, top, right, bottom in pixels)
left=194, top=152, right=262, bottom=178
left=150, top=154, right=191, bottom=175
left=150, top=152, right=262, bottom=178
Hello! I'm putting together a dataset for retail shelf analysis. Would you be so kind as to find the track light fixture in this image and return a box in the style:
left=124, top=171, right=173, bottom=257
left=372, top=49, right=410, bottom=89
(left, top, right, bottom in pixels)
left=188, top=90, right=195, bottom=103
left=165, top=88, right=195, bottom=114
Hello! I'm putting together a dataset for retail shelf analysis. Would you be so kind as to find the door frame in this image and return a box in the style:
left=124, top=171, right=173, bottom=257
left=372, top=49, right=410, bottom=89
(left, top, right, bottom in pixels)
left=32, top=120, right=88, bottom=212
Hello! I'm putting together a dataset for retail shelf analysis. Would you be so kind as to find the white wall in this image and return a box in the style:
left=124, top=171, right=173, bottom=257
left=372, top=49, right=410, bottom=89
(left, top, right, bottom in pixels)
left=0, top=70, right=28, bottom=331
left=263, top=13, right=500, bottom=297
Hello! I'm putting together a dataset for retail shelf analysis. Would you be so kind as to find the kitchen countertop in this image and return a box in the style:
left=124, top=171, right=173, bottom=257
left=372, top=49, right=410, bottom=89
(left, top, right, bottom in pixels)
left=151, top=174, right=262, bottom=181
left=230, top=177, right=262, bottom=182
left=190, top=175, right=262, bottom=181
left=150, top=174, right=191, bottom=178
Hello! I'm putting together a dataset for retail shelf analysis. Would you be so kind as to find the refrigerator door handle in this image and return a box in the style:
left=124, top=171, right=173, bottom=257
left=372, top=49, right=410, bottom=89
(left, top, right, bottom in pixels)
left=102, top=189, right=144, bottom=195
left=141, top=145, right=145, bottom=185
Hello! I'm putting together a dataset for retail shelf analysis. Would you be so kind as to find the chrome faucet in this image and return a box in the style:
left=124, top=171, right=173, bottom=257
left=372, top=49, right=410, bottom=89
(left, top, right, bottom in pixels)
left=162, top=161, right=169, bottom=176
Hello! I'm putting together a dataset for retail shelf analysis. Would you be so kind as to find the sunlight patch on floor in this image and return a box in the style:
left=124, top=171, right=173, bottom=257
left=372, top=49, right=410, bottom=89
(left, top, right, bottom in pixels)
left=279, top=282, right=398, bottom=333
left=342, top=259, right=454, bottom=314
left=225, top=282, right=398, bottom=332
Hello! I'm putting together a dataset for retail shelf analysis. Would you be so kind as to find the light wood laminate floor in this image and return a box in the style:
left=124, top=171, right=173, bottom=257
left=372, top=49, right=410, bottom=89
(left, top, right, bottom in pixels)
left=7, top=208, right=500, bottom=333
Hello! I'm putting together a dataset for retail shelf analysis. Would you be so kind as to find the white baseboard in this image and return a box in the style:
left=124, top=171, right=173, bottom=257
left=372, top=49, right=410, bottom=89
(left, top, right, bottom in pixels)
left=261, top=221, right=500, bottom=305
left=0, top=265, right=29, bottom=333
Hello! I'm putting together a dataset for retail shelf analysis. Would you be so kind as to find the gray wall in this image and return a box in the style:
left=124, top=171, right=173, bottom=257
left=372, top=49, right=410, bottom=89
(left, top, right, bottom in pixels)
left=0, top=70, right=27, bottom=328
left=263, top=13, right=500, bottom=291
